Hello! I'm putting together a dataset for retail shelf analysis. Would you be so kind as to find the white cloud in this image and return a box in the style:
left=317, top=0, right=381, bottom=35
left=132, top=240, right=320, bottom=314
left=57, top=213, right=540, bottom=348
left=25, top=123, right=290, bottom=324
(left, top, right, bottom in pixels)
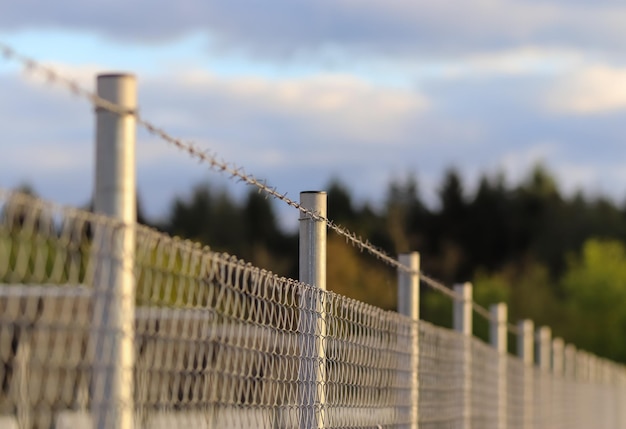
left=545, top=65, right=626, bottom=114
left=375, top=46, right=586, bottom=83
left=141, top=70, right=430, bottom=147
left=458, top=47, right=584, bottom=77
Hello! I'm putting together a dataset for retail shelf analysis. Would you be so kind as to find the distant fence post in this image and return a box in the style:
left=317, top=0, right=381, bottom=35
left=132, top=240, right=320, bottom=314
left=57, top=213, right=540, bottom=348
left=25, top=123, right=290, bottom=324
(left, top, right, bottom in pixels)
left=453, top=282, right=472, bottom=429
left=616, top=362, right=626, bottom=428
left=576, top=350, right=593, bottom=428
left=398, top=252, right=420, bottom=429
left=489, top=303, right=507, bottom=429
left=517, top=319, right=534, bottom=429
left=92, top=73, right=137, bottom=429
left=564, top=344, right=576, bottom=379
left=535, top=326, right=552, bottom=427
left=551, top=337, right=564, bottom=426
left=298, top=191, right=327, bottom=429
left=564, top=344, right=577, bottom=427
left=535, top=327, right=552, bottom=371
left=552, top=338, right=564, bottom=376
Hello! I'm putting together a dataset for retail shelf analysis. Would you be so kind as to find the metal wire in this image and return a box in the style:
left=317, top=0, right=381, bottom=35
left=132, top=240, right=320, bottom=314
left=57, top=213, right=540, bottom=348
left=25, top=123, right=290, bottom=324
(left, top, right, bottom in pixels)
left=471, top=301, right=493, bottom=321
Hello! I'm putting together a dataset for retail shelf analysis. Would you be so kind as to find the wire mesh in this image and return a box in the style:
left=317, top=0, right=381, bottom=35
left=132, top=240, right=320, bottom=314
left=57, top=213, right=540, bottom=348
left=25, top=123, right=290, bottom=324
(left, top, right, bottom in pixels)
left=2, top=188, right=626, bottom=428
left=417, top=321, right=464, bottom=428
left=506, top=356, right=528, bottom=429
left=470, top=338, right=500, bottom=429
left=0, top=190, right=413, bottom=428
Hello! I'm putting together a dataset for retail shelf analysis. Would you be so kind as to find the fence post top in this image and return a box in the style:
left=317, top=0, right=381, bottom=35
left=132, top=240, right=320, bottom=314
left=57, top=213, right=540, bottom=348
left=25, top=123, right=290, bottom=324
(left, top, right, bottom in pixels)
left=489, top=301, right=507, bottom=311
left=489, top=302, right=507, bottom=320
left=96, top=73, right=137, bottom=110
left=536, top=326, right=552, bottom=339
left=97, top=72, right=136, bottom=80
left=399, top=252, right=420, bottom=266
left=300, top=190, right=327, bottom=195
left=518, top=319, right=534, bottom=332
left=453, top=282, right=472, bottom=297
left=299, top=191, right=327, bottom=220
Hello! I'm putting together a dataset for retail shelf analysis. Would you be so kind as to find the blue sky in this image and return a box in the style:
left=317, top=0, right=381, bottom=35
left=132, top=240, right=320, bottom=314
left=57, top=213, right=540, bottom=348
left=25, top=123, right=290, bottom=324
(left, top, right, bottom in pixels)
left=2, top=0, right=626, bottom=227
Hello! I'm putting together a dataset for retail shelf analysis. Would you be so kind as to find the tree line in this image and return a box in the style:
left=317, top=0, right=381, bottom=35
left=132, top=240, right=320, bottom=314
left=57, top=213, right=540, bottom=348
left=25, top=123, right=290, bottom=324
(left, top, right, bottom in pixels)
left=14, top=164, right=626, bottom=362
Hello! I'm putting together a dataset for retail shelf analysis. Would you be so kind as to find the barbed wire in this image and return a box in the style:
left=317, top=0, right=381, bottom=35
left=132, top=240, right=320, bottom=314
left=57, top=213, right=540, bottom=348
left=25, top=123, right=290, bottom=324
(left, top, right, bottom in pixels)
left=472, top=302, right=492, bottom=321
left=0, top=41, right=516, bottom=325
left=507, top=322, right=520, bottom=335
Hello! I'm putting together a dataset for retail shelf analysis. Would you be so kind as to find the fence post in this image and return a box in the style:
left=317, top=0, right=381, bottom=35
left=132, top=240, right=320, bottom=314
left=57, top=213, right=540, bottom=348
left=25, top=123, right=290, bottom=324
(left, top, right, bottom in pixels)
left=398, top=252, right=420, bottom=429
left=535, top=326, right=552, bottom=427
left=588, top=354, right=600, bottom=428
left=453, top=282, right=472, bottom=429
left=552, top=337, right=564, bottom=427
left=563, top=344, right=577, bottom=427
left=517, top=319, right=534, bottom=429
left=298, top=191, right=327, bottom=429
left=564, top=344, right=576, bottom=379
left=490, top=303, right=507, bottom=429
left=535, top=327, right=552, bottom=371
left=576, top=351, right=591, bottom=427
left=92, top=73, right=137, bottom=429
left=552, top=338, right=564, bottom=376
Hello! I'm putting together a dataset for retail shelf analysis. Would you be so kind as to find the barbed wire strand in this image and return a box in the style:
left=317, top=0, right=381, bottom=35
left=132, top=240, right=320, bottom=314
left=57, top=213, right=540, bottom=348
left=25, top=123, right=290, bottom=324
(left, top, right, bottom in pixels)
left=472, top=302, right=492, bottom=321
left=0, top=41, right=509, bottom=324
left=507, top=322, right=520, bottom=335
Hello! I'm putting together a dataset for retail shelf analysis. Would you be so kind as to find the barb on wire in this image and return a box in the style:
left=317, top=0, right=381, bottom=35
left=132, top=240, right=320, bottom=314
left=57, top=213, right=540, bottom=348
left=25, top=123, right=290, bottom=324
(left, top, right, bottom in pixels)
left=2, top=40, right=514, bottom=323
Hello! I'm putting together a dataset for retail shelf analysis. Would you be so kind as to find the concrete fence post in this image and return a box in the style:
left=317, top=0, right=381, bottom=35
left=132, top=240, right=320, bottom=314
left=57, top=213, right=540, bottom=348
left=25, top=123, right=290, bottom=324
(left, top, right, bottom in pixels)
left=298, top=191, right=327, bottom=429
left=517, top=319, right=534, bottom=429
left=92, top=73, right=137, bottom=429
left=490, top=303, right=507, bottom=429
left=398, top=252, right=420, bottom=429
left=454, top=282, right=472, bottom=429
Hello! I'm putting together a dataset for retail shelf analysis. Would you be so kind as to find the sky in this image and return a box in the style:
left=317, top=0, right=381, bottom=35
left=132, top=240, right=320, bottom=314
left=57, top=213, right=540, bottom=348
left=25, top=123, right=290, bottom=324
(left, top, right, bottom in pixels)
left=1, top=0, right=626, bottom=229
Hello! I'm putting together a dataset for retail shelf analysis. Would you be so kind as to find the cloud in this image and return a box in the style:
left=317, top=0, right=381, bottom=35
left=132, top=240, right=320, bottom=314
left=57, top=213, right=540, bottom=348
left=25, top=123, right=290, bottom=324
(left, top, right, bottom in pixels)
left=139, top=70, right=430, bottom=153
left=544, top=65, right=626, bottom=114
left=452, top=47, right=583, bottom=78
left=4, top=0, right=626, bottom=60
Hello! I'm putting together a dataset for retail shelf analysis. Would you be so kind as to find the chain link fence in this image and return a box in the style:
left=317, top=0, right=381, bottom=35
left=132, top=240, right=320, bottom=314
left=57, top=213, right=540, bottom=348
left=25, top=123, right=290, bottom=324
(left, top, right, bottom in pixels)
left=1, top=189, right=626, bottom=428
